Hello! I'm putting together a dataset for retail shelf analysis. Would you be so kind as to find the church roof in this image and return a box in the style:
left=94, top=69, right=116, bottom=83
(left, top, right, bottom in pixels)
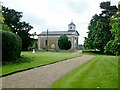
left=68, top=22, right=76, bottom=26
left=38, top=30, right=79, bottom=36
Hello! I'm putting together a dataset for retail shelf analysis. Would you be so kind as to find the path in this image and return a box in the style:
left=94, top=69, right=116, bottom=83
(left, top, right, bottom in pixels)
left=1, top=55, right=94, bottom=88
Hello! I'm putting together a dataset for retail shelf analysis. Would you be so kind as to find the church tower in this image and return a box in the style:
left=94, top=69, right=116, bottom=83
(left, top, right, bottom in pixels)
left=68, top=21, right=76, bottom=31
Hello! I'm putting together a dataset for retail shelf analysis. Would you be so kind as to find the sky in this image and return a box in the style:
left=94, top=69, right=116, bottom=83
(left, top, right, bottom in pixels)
left=1, top=0, right=119, bottom=44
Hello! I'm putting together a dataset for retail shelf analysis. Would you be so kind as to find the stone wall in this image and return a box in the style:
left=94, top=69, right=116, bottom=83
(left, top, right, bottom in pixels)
left=38, top=36, right=59, bottom=50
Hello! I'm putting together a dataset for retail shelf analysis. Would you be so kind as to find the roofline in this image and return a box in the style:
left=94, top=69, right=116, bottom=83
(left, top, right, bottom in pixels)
left=38, top=33, right=73, bottom=36
left=68, top=22, right=76, bottom=26
left=76, top=31, right=80, bottom=36
left=38, top=30, right=80, bottom=36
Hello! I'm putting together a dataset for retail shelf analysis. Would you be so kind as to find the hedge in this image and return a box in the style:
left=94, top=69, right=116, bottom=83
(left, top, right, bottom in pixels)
left=1, top=31, right=22, bottom=62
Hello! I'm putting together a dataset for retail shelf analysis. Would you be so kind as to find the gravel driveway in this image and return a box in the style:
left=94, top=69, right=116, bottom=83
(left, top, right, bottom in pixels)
left=1, top=55, right=94, bottom=88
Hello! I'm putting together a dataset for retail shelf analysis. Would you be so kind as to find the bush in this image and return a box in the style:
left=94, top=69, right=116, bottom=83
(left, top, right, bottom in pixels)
left=1, top=31, right=22, bottom=62
left=58, top=35, right=71, bottom=50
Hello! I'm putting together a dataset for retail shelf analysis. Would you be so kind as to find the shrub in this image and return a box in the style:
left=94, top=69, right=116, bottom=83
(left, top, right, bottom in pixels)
left=58, top=35, right=71, bottom=50
left=1, top=31, right=22, bottom=62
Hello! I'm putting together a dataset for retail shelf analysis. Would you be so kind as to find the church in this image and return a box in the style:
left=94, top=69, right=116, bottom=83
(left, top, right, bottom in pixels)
left=38, top=22, right=79, bottom=50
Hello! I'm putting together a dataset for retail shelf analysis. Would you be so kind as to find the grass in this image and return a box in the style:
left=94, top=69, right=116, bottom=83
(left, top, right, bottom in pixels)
left=1, top=51, right=81, bottom=77
left=51, top=55, right=118, bottom=88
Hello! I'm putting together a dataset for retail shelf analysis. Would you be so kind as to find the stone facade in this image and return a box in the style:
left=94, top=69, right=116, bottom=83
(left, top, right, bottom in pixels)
left=38, top=36, right=59, bottom=49
left=38, top=22, right=79, bottom=50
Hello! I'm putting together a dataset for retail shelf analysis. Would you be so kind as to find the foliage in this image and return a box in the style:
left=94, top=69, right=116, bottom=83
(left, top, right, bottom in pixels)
left=32, top=40, right=38, bottom=49
left=84, top=14, right=99, bottom=50
left=58, top=35, right=71, bottom=50
left=28, top=39, right=38, bottom=51
left=2, top=52, right=81, bottom=76
left=52, top=55, right=118, bottom=88
left=2, top=6, right=22, bottom=33
left=78, top=44, right=83, bottom=50
left=105, top=4, right=120, bottom=55
left=105, top=40, right=120, bottom=55
left=84, top=1, right=117, bottom=53
left=17, top=30, right=31, bottom=51
left=2, top=6, right=33, bottom=51
left=0, top=14, right=11, bottom=31
left=1, top=24, right=11, bottom=31
left=100, top=1, right=117, bottom=16
left=2, top=31, right=22, bottom=62
left=2, top=56, right=31, bottom=65
left=2, top=6, right=33, bottom=33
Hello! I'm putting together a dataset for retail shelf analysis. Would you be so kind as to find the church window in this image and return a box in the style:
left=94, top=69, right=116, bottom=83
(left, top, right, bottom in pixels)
left=44, top=39, right=49, bottom=46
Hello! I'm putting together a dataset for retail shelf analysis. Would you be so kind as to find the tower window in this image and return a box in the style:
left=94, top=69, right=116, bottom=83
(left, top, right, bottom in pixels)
left=70, top=27, right=72, bottom=29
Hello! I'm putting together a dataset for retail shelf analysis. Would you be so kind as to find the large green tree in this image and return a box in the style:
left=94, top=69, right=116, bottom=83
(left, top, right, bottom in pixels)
left=2, top=6, right=22, bottom=33
left=2, top=6, right=33, bottom=51
left=84, top=14, right=99, bottom=50
left=58, top=35, right=71, bottom=50
left=105, top=3, right=120, bottom=55
left=84, top=1, right=117, bottom=52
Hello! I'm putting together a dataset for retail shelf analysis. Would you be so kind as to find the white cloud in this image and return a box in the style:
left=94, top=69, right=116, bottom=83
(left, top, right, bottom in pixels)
left=2, top=0, right=119, bottom=44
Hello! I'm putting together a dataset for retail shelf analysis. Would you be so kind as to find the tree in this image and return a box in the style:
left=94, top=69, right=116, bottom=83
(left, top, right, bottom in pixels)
left=93, top=15, right=112, bottom=52
left=17, top=30, right=31, bottom=51
left=2, top=6, right=23, bottom=33
left=100, top=1, right=117, bottom=17
left=105, top=3, right=120, bottom=55
left=2, top=6, right=33, bottom=33
left=58, top=35, right=71, bottom=50
left=2, top=6, right=33, bottom=50
left=84, top=14, right=99, bottom=50
left=0, top=13, right=11, bottom=31
left=1, top=24, right=11, bottom=31
left=84, top=1, right=117, bottom=53
left=16, top=21, right=33, bottom=50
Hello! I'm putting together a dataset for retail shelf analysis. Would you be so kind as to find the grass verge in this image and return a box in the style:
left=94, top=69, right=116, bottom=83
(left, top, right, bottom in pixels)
left=51, top=55, right=118, bottom=88
left=1, top=51, right=81, bottom=77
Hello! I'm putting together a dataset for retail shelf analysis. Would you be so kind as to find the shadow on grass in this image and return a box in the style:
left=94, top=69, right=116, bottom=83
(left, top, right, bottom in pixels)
left=2, top=56, right=32, bottom=65
left=82, top=50, right=116, bottom=56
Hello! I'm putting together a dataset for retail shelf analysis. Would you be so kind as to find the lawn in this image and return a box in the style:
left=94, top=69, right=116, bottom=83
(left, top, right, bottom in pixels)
left=51, top=55, right=118, bottom=88
left=1, top=51, right=81, bottom=76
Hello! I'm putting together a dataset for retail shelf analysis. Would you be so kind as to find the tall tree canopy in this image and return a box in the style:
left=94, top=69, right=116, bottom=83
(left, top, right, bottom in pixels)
left=2, top=6, right=22, bottom=33
left=105, top=3, right=120, bottom=55
left=84, top=1, right=117, bottom=53
left=2, top=6, right=33, bottom=33
left=2, top=6, right=33, bottom=51
left=84, top=14, right=99, bottom=50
